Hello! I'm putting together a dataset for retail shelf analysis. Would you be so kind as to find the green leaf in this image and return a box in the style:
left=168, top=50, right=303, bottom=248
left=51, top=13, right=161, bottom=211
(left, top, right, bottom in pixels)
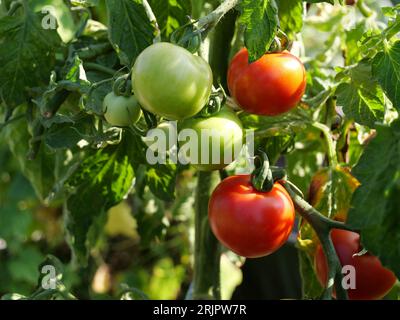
left=372, top=41, right=400, bottom=112
left=298, top=251, right=323, bottom=299
left=29, top=0, right=77, bottom=43
left=191, top=0, right=205, bottom=19
left=65, top=131, right=144, bottom=263
left=0, top=173, right=34, bottom=248
left=43, top=113, right=118, bottom=150
left=308, top=166, right=359, bottom=220
left=240, top=107, right=310, bottom=133
left=149, top=0, right=192, bottom=39
left=145, top=163, right=177, bottom=201
left=106, top=0, right=155, bottom=66
left=336, top=61, right=385, bottom=127
left=277, top=0, right=303, bottom=39
left=8, top=246, right=44, bottom=284
left=345, top=22, right=367, bottom=66
left=0, top=8, right=61, bottom=107
left=305, top=0, right=334, bottom=3
left=262, top=135, right=294, bottom=165
left=348, top=121, right=400, bottom=278
left=70, top=0, right=99, bottom=7
left=3, top=117, right=56, bottom=201
left=239, top=0, right=279, bottom=62
left=133, top=184, right=167, bottom=245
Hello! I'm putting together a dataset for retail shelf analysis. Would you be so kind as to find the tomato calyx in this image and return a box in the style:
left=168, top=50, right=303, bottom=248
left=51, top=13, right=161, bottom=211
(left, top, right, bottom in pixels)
left=250, top=150, right=286, bottom=192
left=268, top=29, right=291, bottom=54
left=198, top=85, right=226, bottom=118
left=113, top=74, right=132, bottom=97
left=170, top=18, right=203, bottom=54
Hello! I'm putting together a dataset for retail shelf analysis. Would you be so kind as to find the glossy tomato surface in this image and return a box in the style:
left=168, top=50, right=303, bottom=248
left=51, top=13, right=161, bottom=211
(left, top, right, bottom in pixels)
left=315, top=229, right=397, bottom=300
left=132, top=42, right=213, bottom=120
left=209, top=175, right=295, bottom=258
left=227, top=48, right=306, bottom=116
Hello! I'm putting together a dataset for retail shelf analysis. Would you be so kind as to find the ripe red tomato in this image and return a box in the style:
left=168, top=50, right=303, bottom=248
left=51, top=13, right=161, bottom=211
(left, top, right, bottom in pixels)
left=208, top=175, right=295, bottom=258
left=227, top=48, right=306, bottom=116
left=315, top=229, right=397, bottom=300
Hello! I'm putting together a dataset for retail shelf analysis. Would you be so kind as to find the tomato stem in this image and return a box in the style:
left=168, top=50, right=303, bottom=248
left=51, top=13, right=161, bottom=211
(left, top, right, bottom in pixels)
left=7, top=0, right=23, bottom=16
left=197, top=0, right=240, bottom=35
left=77, top=43, right=113, bottom=60
left=280, top=181, right=356, bottom=300
left=251, top=150, right=274, bottom=192
left=312, top=122, right=338, bottom=168
left=83, top=63, right=115, bottom=76
left=142, top=0, right=161, bottom=43
left=27, top=90, right=70, bottom=160
left=356, top=0, right=374, bottom=18
left=193, top=171, right=221, bottom=299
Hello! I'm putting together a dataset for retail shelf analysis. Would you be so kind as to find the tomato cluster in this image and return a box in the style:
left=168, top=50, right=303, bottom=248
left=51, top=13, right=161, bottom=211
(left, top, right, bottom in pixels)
left=103, top=42, right=397, bottom=301
left=205, top=46, right=307, bottom=258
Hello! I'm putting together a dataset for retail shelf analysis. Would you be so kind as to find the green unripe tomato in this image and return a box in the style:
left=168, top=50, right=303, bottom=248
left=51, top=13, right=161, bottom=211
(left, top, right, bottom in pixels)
left=132, top=42, right=213, bottom=120
left=102, top=92, right=142, bottom=127
left=143, top=121, right=178, bottom=153
left=179, top=108, right=243, bottom=171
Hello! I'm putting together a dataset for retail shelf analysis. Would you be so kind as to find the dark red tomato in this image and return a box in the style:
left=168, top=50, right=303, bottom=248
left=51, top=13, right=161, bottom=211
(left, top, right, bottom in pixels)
left=315, top=229, right=397, bottom=300
left=208, top=175, right=295, bottom=258
left=227, top=48, right=306, bottom=116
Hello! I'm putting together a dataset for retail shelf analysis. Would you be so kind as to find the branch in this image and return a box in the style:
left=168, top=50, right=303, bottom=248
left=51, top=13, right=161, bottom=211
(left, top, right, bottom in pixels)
left=312, top=122, right=338, bottom=167
left=142, top=0, right=161, bottom=43
left=357, top=0, right=374, bottom=18
left=77, top=43, right=113, bottom=60
left=280, top=181, right=354, bottom=300
left=7, top=0, right=23, bottom=16
left=197, top=0, right=240, bottom=35
left=193, top=171, right=221, bottom=299
left=83, top=63, right=115, bottom=76
left=27, top=90, right=69, bottom=160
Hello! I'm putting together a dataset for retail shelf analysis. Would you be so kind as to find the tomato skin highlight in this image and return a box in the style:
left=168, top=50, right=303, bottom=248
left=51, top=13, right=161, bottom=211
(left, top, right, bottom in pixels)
left=208, top=175, right=295, bottom=258
left=132, top=42, right=213, bottom=120
left=227, top=48, right=306, bottom=116
left=102, top=92, right=142, bottom=127
left=315, top=229, right=397, bottom=300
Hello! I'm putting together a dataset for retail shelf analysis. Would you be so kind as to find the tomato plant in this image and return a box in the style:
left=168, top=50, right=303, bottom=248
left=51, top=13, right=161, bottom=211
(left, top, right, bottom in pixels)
left=1, top=0, right=400, bottom=303
left=103, top=92, right=142, bottom=127
left=315, top=229, right=397, bottom=300
left=132, top=42, right=213, bottom=120
left=209, top=175, right=295, bottom=258
left=227, top=48, right=306, bottom=116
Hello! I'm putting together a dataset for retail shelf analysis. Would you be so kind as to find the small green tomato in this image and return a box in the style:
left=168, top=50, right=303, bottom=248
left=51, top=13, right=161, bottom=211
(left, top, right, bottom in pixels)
left=103, top=92, right=142, bottom=127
